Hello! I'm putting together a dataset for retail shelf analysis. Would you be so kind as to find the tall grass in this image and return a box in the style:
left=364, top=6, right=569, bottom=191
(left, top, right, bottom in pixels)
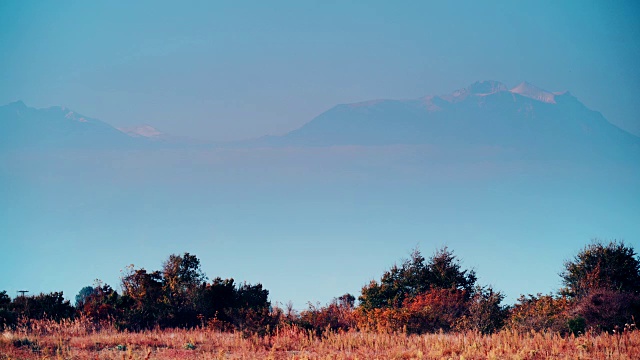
left=1, top=318, right=639, bottom=359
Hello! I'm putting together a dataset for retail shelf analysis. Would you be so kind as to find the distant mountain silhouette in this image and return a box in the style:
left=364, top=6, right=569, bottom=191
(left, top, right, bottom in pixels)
left=247, top=80, right=640, bottom=159
left=3, top=81, right=639, bottom=160
left=0, top=101, right=144, bottom=149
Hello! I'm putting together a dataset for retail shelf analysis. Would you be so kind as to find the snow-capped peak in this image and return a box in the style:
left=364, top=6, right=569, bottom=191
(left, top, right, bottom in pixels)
left=510, top=82, right=556, bottom=103
left=118, top=124, right=164, bottom=138
left=467, top=80, right=508, bottom=95
left=449, top=80, right=508, bottom=100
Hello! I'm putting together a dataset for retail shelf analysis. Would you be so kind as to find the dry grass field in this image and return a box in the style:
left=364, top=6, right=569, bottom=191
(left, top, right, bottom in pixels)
left=1, top=319, right=639, bottom=360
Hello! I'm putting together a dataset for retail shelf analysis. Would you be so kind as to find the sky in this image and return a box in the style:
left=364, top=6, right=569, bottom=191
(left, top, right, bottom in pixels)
left=1, top=1, right=640, bottom=308
left=1, top=0, right=639, bottom=141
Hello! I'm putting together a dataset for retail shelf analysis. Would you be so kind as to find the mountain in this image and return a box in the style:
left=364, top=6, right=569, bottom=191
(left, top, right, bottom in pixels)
left=0, top=101, right=145, bottom=149
left=117, top=124, right=166, bottom=139
left=0, top=101, right=217, bottom=150
left=3, top=81, right=639, bottom=160
left=251, top=81, right=640, bottom=159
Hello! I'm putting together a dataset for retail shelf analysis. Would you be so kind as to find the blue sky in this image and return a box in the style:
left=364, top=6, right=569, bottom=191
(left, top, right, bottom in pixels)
left=1, top=1, right=639, bottom=141
left=1, top=1, right=639, bottom=307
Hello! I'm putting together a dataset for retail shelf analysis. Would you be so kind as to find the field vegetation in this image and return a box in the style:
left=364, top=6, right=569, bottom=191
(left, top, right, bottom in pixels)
left=1, top=240, right=639, bottom=358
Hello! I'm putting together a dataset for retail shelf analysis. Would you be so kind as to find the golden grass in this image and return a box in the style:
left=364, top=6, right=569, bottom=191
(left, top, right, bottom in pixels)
left=1, top=320, right=639, bottom=359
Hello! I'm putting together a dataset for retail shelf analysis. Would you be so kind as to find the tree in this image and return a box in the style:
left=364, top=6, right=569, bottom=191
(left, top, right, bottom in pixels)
left=0, top=291, right=10, bottom=306
left=197, top=277, right=237, bottom=324
left=160, top=253, right=207, bottom=327
left=236, top=283, right=270, bottom=310
left=0, top=290, right=16, bottom=331
left=75, top=286, right=95, bottom=307
left=428, top=247, right=477, bottom=294
left=337, top=293, right=356, bottom=309
left=561, top=240, right=640, bottom=298
left=11, top=292, right=75, bottom=321
left=121, top=267, right=164, bottom=305
left=120, top=267, right=164, bottom=329
left=162, top=253, right=206, bottom=304
left=359, top=247, right=477, bottom=310
left=79, top=281, right=122, bottom=323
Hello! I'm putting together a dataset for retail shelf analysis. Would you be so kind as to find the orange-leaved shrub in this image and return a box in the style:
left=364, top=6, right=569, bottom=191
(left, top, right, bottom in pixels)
left=506, top=294, right=572, bottom=334
left=297, top=294, right=356, bottom=335
left=355, top=247, right=507, bottom=334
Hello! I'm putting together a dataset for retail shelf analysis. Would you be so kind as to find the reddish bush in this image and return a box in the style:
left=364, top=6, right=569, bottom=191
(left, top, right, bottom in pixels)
left=356, top=288, right=469, bottom=334
left=298, top=294, right=356, bottom=335
left=403, top=288, right=468, bottom=333
left=572, top=288, right=640, bottom=333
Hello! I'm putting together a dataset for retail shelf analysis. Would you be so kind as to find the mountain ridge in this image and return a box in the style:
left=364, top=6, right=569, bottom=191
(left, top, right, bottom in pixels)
left=2, top=81, right=639, bottom=161
left=246, top=81, right=639, bottom=161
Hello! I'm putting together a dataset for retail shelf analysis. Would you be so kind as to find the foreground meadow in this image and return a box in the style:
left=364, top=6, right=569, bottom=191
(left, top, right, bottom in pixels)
left=3, top=242, right=640, bottom=359
left=2, top=323, right=639, bottom=360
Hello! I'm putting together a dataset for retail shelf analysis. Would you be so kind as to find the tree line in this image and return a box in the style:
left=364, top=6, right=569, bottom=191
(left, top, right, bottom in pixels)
left=1, top=240, right=639, bottom=336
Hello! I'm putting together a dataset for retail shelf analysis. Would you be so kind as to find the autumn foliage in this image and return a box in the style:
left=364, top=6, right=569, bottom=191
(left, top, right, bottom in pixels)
left=1, top=240, right=639, bottom=338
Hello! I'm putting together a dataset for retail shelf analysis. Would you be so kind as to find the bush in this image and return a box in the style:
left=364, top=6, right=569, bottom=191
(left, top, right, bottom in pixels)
left=403, top=288, right=468, bottom=334
left=572, top=288, right=640, bottom=333
left=456, top=286, right=508, bottom=334
left=356, top=288, right=473, bottom=334
left=567, top=316, right=586, bottom=336
left=297, top=294, right=356, bottom=335
left=507, top=294, right=572, bottom=334
left=0, top=308, right=17, bottom=331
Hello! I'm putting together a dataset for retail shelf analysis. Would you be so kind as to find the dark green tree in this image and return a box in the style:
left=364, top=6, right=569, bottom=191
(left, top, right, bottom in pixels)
left=196, top=277, right=237, bottom=324
left=0, top=291, right=10, bottom=306
left=0, top=290, right=17, bottom=330
left=11, top=292, right=74, bottom=321
left=561, top=240, right=640, bottom=298
left=161, top=253, right=207, bottom=327
left=428, top=247, right=477, bottom=293
left=75, top=286, right=96, bottom=307
left=236, top=283, right=270, bottom=310
left=359, top=247, right=476, bottom=310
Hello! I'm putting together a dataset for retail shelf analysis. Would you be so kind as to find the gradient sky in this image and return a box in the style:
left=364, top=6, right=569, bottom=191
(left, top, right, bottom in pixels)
left=1, top=1, right=639, bottom=308
left=1, top=0, right=639, bottom=141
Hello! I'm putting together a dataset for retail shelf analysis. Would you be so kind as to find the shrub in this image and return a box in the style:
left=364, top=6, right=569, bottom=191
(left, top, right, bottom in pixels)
left=507, top=294, right=572, bottom=334
left=403, top=288, right=468, bottom=334
left=572, top=288, right=640, bottom=333
left=297, top=294, right=356, bottom=335
left=80, top=282, right=123, bottom=323
left=567, top=315, right=586, bottom=336
left=356, top=288, right=474, bottom=334
left=456, top=286, right=508, bottom=334
left=354, top=307, right=409, bottom=333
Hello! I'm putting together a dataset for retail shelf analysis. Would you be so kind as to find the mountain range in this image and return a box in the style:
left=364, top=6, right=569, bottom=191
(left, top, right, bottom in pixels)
left=252, top=81, right=639, bottom=159
left=2, top=81, right=639, bottom=159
